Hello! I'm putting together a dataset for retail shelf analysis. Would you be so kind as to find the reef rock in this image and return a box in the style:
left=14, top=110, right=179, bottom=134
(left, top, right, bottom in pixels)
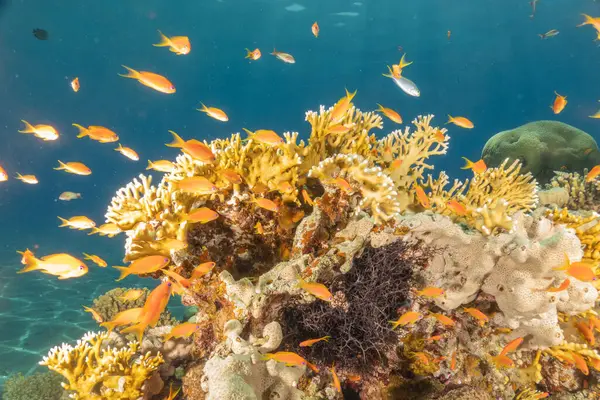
left=481, top=120, right=600, bottom=184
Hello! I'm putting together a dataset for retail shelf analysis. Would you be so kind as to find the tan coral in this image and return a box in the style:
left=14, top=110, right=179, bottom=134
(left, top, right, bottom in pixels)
left=548, top=169, right=600, bottom=211
left=546, top=208, right=600, bottom=265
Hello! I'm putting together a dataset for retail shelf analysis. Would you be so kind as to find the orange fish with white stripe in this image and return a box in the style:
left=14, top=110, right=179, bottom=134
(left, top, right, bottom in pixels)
left=119, top=65, right=175, bottom=94
left=147, top=160, right=175, bottom=173
left=83, top=253, right=107, bottom=267
left=54, top=161, right=91, bottom=176
left=153, top=30, right=191, bottom=55
left=72, top=124, right=119, bottom=143
left=88, top=223, right=121, bottom=237
left=166, top=131, right=216, bottom=163
left=271, top=49, right=295, bottom=64
left=15, top=173, right=38, bottom=184
left=197, top=103, right=229, bottom=122
left=58, top=216, right=95, bottom=230
left=173, top=176, right=218, bottom=195
left=17, top=249, right=88, bottom=280
left=242, top=128, right=284, bottom=145
left=19, top=120, right=59, bottom=141
left=115, top=144, right=139, bottom=161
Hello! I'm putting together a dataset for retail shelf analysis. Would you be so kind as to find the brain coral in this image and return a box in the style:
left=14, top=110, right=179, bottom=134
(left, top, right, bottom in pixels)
left=481, top=120, right=600, bottom=184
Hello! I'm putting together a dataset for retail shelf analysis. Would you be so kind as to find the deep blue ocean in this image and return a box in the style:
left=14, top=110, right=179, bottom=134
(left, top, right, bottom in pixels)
left=0, top=0, right=598, bottom=386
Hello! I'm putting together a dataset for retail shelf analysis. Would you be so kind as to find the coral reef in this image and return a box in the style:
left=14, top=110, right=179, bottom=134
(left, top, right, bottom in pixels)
left=481, top=120, right=600, bottom=184
left=547, top=169, right=600, bottom=212
left=2, top=372, right=66, bottom=400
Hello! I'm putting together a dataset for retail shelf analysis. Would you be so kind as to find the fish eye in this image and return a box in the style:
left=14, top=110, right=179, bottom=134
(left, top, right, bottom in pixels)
left=79, top=265, right=85, bottom=270
left=167, top=282, right=172, bottom=287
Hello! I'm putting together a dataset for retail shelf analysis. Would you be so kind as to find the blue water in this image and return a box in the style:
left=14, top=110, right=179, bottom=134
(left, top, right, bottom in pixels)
left=0, top=0, right=598, bottom=386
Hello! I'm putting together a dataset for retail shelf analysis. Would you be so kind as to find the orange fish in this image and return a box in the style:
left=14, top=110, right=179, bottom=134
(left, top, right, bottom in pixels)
left=173, top=176, right=219, bottom=195
left=163, top=322, right=200, bottom=341
left=221, top=169, right=243, bottom=184
left=434, top=129, right=446, bottom=142
left=413, top=352, right=429, bottom=364
left=277, top=181, right=294, bottom=194
left=576, top=321, right=595, bottom=346
left=589, top=316, right=600, bottom=333
left=331, top=364, right=341, bottom=393
left=19, top=120, right=59, bottom=141
left=186, top=207, right=220, bottom=224
left=191, top=261, right=216, bottom=280
left=59, top=191, right=82, bottom=201
left=416, top=287, right=445, bottom=298
left=347, top=374, right=361, bottom=382
left=553, top=254, right=596, bottom=282
left=88, top=223, right=121, bottom=237
left=390, top=159, right=402, bottom=169
left=83, top=253, right=107, bottom=268
left=429, top=313, right=456, bottom=327
left=83, top=306, right=103, bottom=323
left=162, top=269, right=191, bottom=295
left=463, top=307, right=489, bottom=326
left=158, top=238, right=187, bottom=252
left=146, top=160, right=175, bottom=173
left=113, top=255, right=171, bottom=281
left=391, top=53, right=413, bottom=78
left=447, top=200, right=467, bottom=216
left=590, top=357, right=600, bottom=372
left=578, top=14, right=600, bottom=30
left=70, top=77, right=80, bottom=92
left=54, top=161, right=91, bottom=176
left=245, top=48, right=261, bottom=60
left=414, top=185, right=430, bottom=208
left=270, top=48, right=295, bottom=64
left=120, top=280, right=172, bottom=342
left=312, top=22, right=320, bottom=38
left=377, top=104, right=402, bottom=124
left=17, top=249, right=88, bottom=279
left=100, top=307, right=144, bottom=332
left=330, top=89, right=357, bottom=123
left=585, top=165, right=600, bottom=182
left=166, top=131, right=215, bottom=163
left=119, top=65, right=175, bottom=94
left=15, top=173, right=38, bottom=184
left=0, top=165, right=7, bottom=181
left=72, top=124, right=119, bottom=143
left=254, top=197, right=280, bottom=212
left=552, top=91, right=567, bottom=114
left=571, top=352, right=589, bottom=375
left=197, top=103, right=229, bottom=122
left=461, top=157, right=487, bottom=174
left=302, top=189, right=314, bottom=206
left=58, top=216, right=95, bottom=230
left=426, top=335, right=444, bottom=342
left=390, top=311, right=422, bottom=329
left=491, top=354, right=514, bottom=368
left=117, top=289, right=144, bottom=302
left=447, top=115, right=474, bottom=129
left=545, top=278, right=570, bottom=292
left=262, top=352, right=316, bottom=371
left=499, top=337, right=523, bottom=356
left=299, top=336, right=331, bottom=347
left=115, top=144, right=139, bottom=161
left=450, top=350, right=457, bottom=370
left=297, top=276, right=333, bottom=302
left=153, top=30, right=191, bottom=55
left=242, top=128, right=284, bottom=145
left=326, top=124, right=353, bottom=134
left=334, top=177, right=353, bottom=193
left=255, top=221, right=265, bottom=234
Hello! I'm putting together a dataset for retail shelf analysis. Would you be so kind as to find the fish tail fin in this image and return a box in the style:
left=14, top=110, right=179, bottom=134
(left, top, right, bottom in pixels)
left=153, top=30, right=171, bottom=47
left=120, top=322, right=147, bottom=343
left=82, top=253, right=91, bottom=260
left=87, top=227, right=99, bottom=236
left=446, top=115, right=454, bottom=124
left=114, top=144, right=124, bottom=152
left=553, top=253, right=570, bottom=271
left=578, top=14, right=594, bottom=27
left=197, top=102, right=209, bottom=113
left=538, top=34, right=544, bottom=39
left=57, top=216, right=70, bottom=227
left=345, top=88, right=357, bottom=100
left=18, top=120, right=35, bottom=134
left=245, top=48, right=252, bottom=58
left=399, top=53, right=413, bottom=69
left=241, top=128, right=254, bottom=141
left=270, top=48, right=277, bottom=55
left=389, top=320, right=400, bottom=330
left=118, top=65, right=140, bottom=80
left=166, top=130, right=185, bottom=148
left=461, top=157, right=474, bottom=170
left=15, top=173, right=23, bottom=180
left=382, top=65, right=395, bottom=78
left=53, top=160, right=67, bottom=171
left=146, top=160, right=154, bottom=170
left=72, top=123, right=88, bottom=138
left=99, top=321, right=117, bottom=333
left=17, top=249, right=41, bottom=273
left=113, top=266, right=130, bottom=281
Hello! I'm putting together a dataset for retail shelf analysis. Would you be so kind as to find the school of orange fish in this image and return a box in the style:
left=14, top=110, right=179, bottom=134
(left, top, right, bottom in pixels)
left=3, top=10, right=600, bottom=396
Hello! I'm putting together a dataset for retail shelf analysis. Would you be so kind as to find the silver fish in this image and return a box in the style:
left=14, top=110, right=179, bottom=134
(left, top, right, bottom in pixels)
left=392, top=76, right=420, bottom=97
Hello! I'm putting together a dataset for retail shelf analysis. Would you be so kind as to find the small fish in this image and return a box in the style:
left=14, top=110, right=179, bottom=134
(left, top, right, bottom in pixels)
left=115, top=144, right=139, bottom=161
left=33, top=28, right=48, bottom=40
left=576, top=320, right=595, bottom=346
left=334, top=177, right=353, bottom=193
left=277, top=181, right=294, bottom=194
left=242, top=128, right=284, bottom=145
left=297, top=276, right=333, bottom=302
left=120, top=280, right=173, bottom=342
left=70, top=77, right=80, bottom=92
left=271, top=48, right=295, bottom=64
left=302, top=189, right=314, bottom=206
left=73, top=124, right=119, bottom=143
left=83, top=253, right=107, bottom=268
left=262, top=351, right=310, bottom=368
left=221, top=169, right=243, bottom=184
left=117, top=289, right=144, bottom=302
left=118, top=65, right=175, bottom=94
left=100, top=307, right=144, bottom=332
left=426, top=335, right=444, bottom=342
left=158, top=237, right=187, bottom=251
left=447, top=115, right=474, bottom=129
left=416, top=286, right=445, bottom=298
left=383, top=68, right=420, bottom=97
left=255, top=221, right=265, bottom=234
left=197, top=103, right=229, bottom=122
left=434, top=129, right=446, bottom=142
left=491, top=354, right=514, bottom=368
left=245, top=48, right=262, bottom=60
left=19, top=120, right=59, bottom=141
left=299, top=336, right=331, bottom=347
left=167, top=131, right=216, bottom=163
left=377, top=104, right=402, bottom=124
left=545, top=278, right=570, bottom=292
left=552, top=254, right=596, bottom=282
left=164, top=383, right=181, bottom=400
left=59, top=191, right=82, bottom=201
left=153, top=30, right=191, bottom=55
left=331, top=364, right=341, bottom=393
left=571, top=352, right=589, bottom=375
left=312, top=22, right=319, bottom=38
left=539, top=29, right=559, bottom=39
left=163, top=322, right=200, bottom=341
left=162, top=268, right=190, bottom=294
left=113, top=255, right=171, bottom=281
left=429, top=313, right=456, bottom=327
left=254, top=197, right=280, bottom=212
left=88, top=223, right=121, bottom=237
left=499, top=337, right=523, bottom=356
left=551, top=91, right=567, bottom=114
left=447, top=200, right=467, bottom=216
left=347, top=374, right=361, bottom=382
left=173, top=176, right=219, bottom=195
left=326, top=124, right=353, bottom=134
left=413, top=352, right=429, bottom=364
left=578, top=14, right=600, bottom=31
left=58, top=216, right=95, bottom=230
left=17, top=249, right=88, bottom=279
left=191, top=262, right=216, bottom=280
left=146, top=160, right=175, bottom=173
left=186, top=207, right=220, bottom=224
left=463, top=307, right=489, bottom=326
left=589, top=316, right=600, bottom=333
left=461, top=157, right=487, bottom=174
left=586, top=165, right=600, bottom=182
left=0, top=165, right=7, bottom=181
left=83, top=306, right=103, bottom=323
left=330, top=89, right=357, bottom=123
left=390, top=311, right=422, bottom=329
left=450, top=350, right=457, bottom=370
left=414, top=185, right=430, bottom=209
left=15, top=173, right=38, bottom=184
left=54, top=161, right=91, bottom=176
left=447, top=30, right=451, bottom=40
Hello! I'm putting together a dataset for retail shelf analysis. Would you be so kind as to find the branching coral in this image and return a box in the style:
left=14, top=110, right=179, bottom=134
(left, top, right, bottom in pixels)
left=547, top=169, right=600, bottom=211
left=39, top=331, right=163, bottom=400
left=2, top=372, right=65, bottom=400
left=546, top=208, right=600, bottom=265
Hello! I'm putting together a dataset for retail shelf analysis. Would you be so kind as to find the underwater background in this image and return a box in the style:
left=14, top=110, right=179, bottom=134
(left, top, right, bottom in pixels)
left=0, top=0, right=599, bottom=390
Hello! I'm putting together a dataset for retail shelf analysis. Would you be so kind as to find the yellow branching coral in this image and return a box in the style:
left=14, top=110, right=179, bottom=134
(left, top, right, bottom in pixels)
left=40, top=331, right=163, bottom=400
left=548, top=169, right=600, bottom=211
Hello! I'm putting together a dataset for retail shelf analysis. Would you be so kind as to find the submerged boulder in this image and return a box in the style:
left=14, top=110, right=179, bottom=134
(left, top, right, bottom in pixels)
left=481, top=120, right=600, bottom=184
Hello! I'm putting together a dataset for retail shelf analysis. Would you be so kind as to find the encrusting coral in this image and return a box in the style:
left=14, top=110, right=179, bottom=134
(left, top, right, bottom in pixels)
left=39, top=331, right=164, bottom=400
